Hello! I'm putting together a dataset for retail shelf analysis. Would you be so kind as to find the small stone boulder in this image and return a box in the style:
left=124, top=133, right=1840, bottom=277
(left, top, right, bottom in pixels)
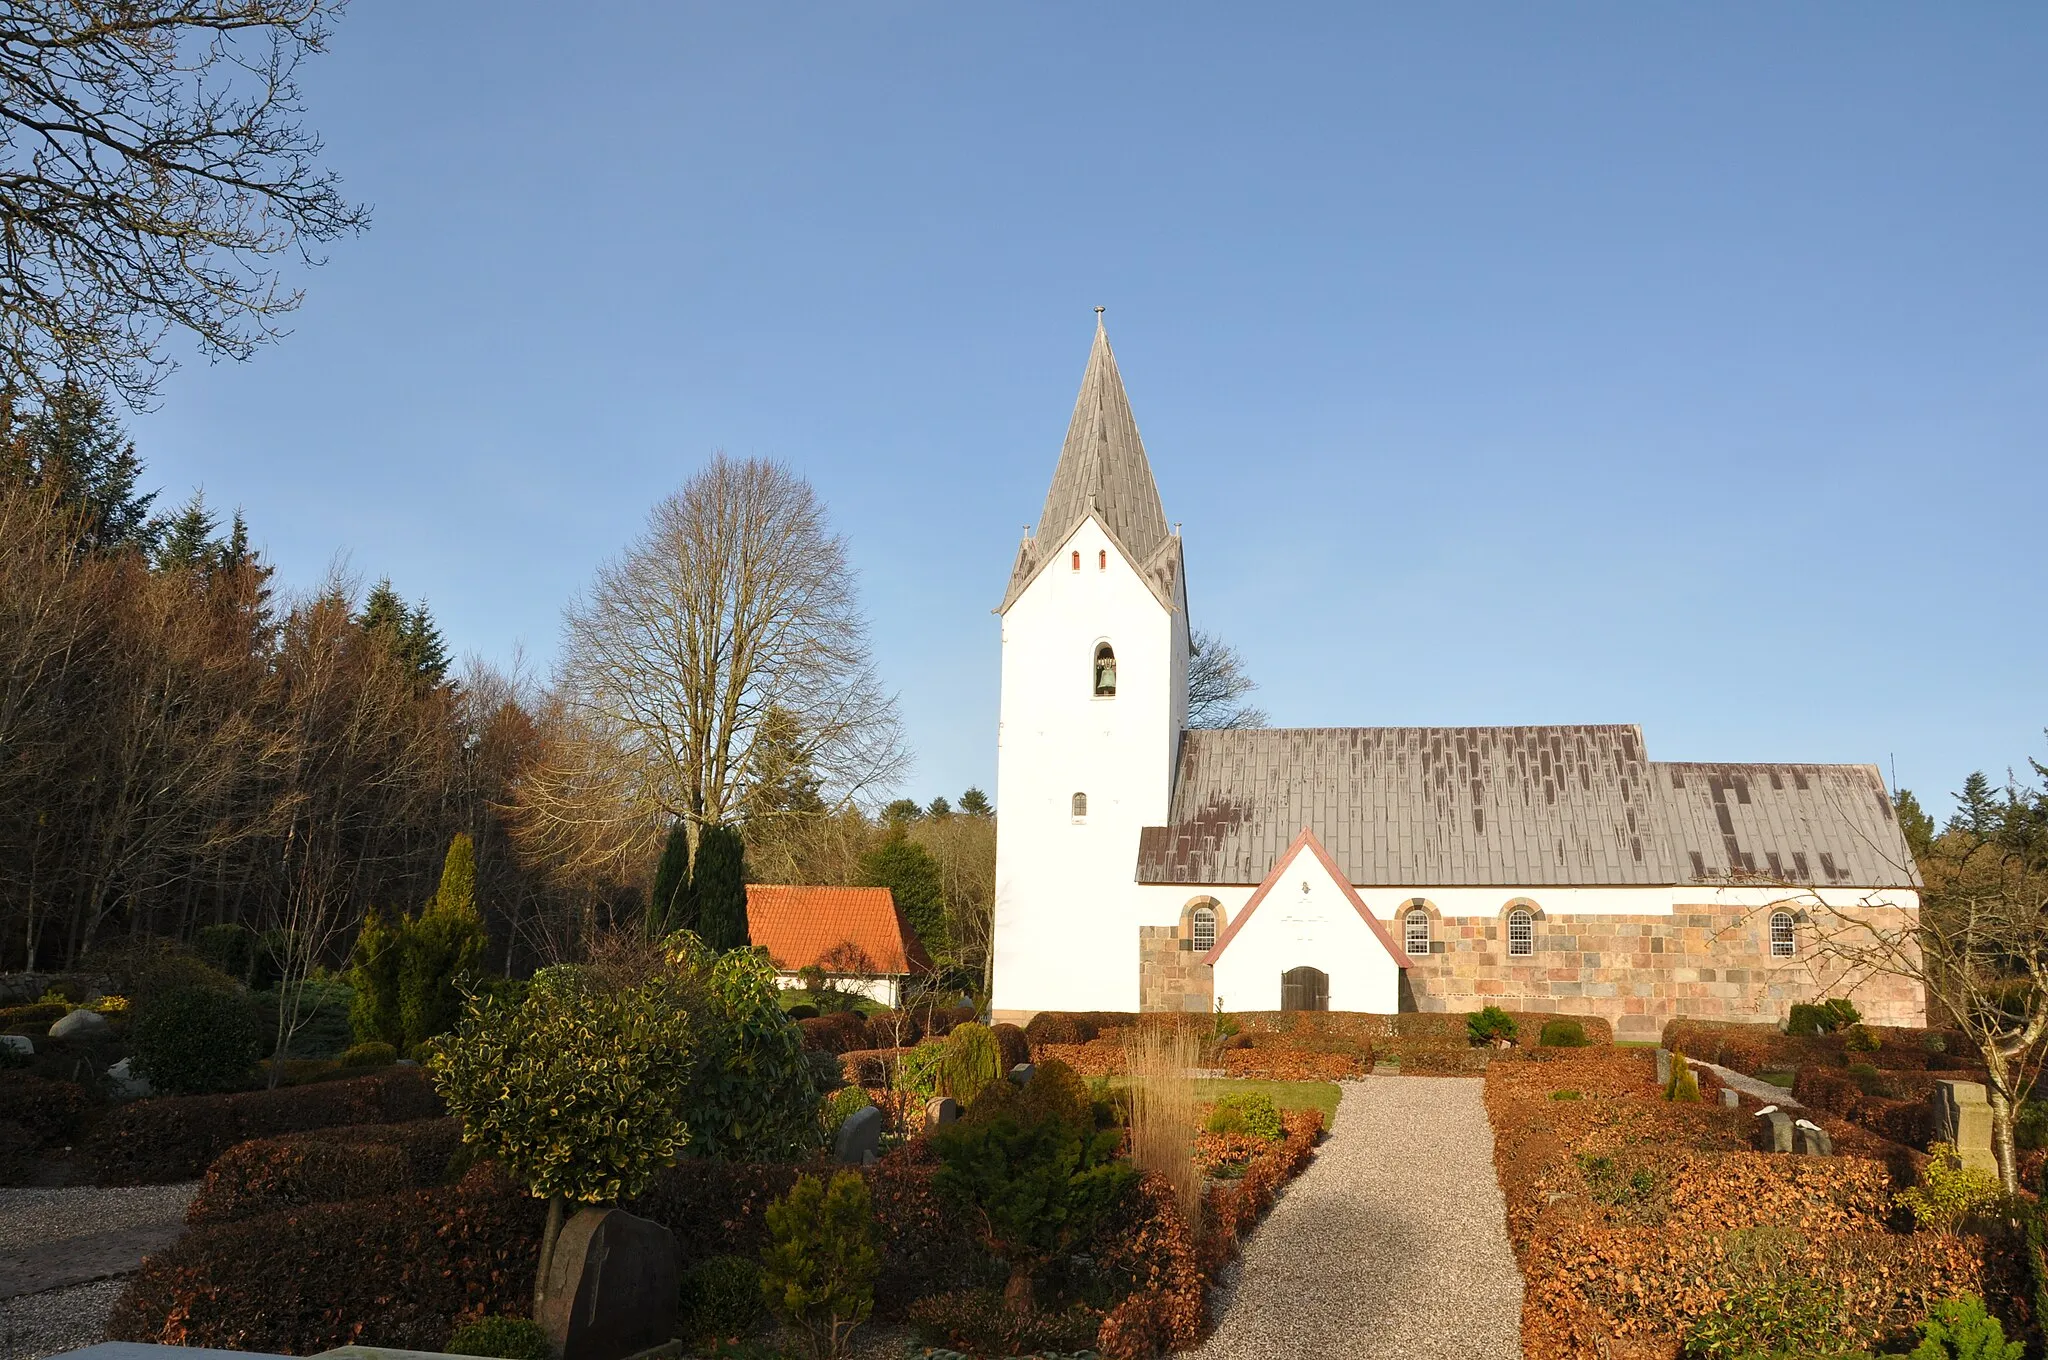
left=0, top=1034, right=31, bottom=1059
left=105, top=1056, right=153, bottom=1100
left=48, top=1008, right=109, bottom=1040
left=834, top=1103, right=882, bottom=1164
left=924, top=1096, right=960, bottom=1132
left=536, top=1206, right=679, bottom=1360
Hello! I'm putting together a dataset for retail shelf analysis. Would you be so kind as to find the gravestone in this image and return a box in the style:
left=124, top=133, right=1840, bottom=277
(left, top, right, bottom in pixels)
left=1931, top=1080, right=1997, bottom=1175
left=1752, top=1107, right=1794, bottom=1154
left=1655, top=1049, right=1672, bottom=1087
left=1719, top=1087, right=1739, bottom=1109
left=535, top=1207, right=678, bottom=1360
left=924, top=1096, right=959, bottom=1132
left=834, top=1104, right=882, bottom=1164
left=1008, top=1063, right=1035, bottom=1087
left=49, top=1008, right=108, bottom=1040
left=1, top=1034, right=31, bottom=1059
left=1793, top=1120, right=1833, bottom=1157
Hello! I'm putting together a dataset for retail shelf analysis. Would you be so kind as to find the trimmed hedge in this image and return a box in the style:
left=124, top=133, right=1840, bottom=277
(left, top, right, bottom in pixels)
left=1023, top=1008, right=1615, bottom=1048
left=0, top=1073, right=91, bottom=1179
left=991, top=1022, right=1031, bottom=1072
left=109, top=1162, right=542, bottom=1354
left=90, top=1065, right=444, bottom=1185
left=185, top=1118, right=464, bottom=1225
left=1793, top=1067, right=1936, bottom=1150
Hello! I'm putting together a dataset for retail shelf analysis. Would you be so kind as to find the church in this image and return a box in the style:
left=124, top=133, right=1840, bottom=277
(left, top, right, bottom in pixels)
left=989, top=318, right=1924, bottom=1041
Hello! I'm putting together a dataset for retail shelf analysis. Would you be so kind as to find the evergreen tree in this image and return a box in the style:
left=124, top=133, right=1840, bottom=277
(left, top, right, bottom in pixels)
left=359, top=578, right=451, bottom=685
left=744, top=705, right=825, bottom=819
left=857, top=824, right=946, bottom=960
left=958, top=788, right=992, bottom=817
left=881, top=798, right=921, bottom=826
left=398, top=833, right=488, bottom=1055
left=1, top=382, right=157, bottom=552
left=649, top=822, right=693, bottom=937
left=690, top=824, right=750, bottom=951
left=436, top=831, right=478, bottom=916
left=926, top=795, right=953, bottom=818
left=1893, top=788, right=1936, bottom=862
left=1947, top=772, right=2003, bottom=839
left=345, top=908, right=405, bottom=1049
left=154, top=490, right=220, bottom=571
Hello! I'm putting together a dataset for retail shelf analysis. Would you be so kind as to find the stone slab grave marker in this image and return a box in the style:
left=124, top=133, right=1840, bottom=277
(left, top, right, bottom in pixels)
left=1793, top=1119, right=1833, bottom=1157
left=1753, top=1106, right=1794, bottom=1154
left=924, top=1096, right=959, bottom=1132
left=1656, top=1049, right=1672, bottom=1087
left=1720, top=1088, right=1739, bottom=1109
left=1931, top=1080, right=1997, bottom=1175
left=1009, top=1062, right=1035, bottom=1086
left=535, top=1206, right=679, bottom=1360
left=835, top=1103, right=882, bottom=1164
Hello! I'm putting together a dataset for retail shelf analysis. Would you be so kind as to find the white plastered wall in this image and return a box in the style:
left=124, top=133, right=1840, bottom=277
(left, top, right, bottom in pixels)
left=1206, top=840, right=1403, bottom=1013
left=774, top=972, right=901, bottom=1007
left=992, top=516, right=1185, bottom=1016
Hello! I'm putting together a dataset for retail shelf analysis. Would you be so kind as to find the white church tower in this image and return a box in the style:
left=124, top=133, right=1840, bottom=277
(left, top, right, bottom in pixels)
left=991, top=315, right=1189, bottom=1020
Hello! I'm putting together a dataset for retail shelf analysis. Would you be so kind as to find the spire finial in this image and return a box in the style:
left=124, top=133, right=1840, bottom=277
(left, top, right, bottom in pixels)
left=1094, top=305, right=1105, bottom=327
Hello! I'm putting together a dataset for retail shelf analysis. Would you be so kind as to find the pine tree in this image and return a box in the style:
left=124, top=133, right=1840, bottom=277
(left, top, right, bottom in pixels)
left=958, top=788, right=992, bottom=817
left=154, top=491, right=220, bottom=571
left=690, top=823, right=750, bottom=952
left=926, top=795, right=953, bottom=818
left=649, top=822, right=693, bottom=937
left=358, top=579, right=451, bottom=686
left=1948, top=772, right=2003, bottom=839
left=857, top=824, right=946, bottom=960
left=1893, top=788, right=1936, bottom=862
left=2, top=381, right=157, bottom=553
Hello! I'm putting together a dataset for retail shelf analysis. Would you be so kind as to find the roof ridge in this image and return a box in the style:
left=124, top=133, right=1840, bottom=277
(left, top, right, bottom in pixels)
left=1034, top=317, right=1169, bottom=564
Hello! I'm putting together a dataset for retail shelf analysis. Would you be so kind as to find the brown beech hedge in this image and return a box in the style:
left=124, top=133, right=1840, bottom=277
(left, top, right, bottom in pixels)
left=185, top=1118, right=464, bottom=1226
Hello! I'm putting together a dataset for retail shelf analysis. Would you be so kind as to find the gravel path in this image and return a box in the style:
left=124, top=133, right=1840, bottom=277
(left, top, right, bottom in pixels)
left=0, top=1183, right=197, bottom=1360
left=1691, top=1058, right=1804, bottom=1108
left=1195, top=1076, right=1524, bottom=1360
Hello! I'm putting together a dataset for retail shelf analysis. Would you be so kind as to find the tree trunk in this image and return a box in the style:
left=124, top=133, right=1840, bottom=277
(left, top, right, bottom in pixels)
left=1002, top=1262, right=1034, bottom=1311
left=534, top=1194, right=566, bottom=1312
left=1981, top=1046, right=2023, bottom=1195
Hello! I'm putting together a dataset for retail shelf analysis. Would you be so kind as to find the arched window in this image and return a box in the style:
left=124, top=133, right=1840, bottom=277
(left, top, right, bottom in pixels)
left=1093, top=643, right=1117, bottom=697
left=1190, top=906, right=1217, bottom=952
left=1098, top=549, right=1107, bottom=570
left=1071, top=550, right=1080, bottom=571
left=1507, top=907, right=1534, bottom=957
left=1404, top=907, right=1431, bottom=956
left=1071, top=791, right=1088, bottom=821
left=1770, top=911, right=1795, bottom=958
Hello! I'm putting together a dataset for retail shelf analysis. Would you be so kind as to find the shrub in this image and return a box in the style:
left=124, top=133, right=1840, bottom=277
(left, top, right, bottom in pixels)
left=90, top=1066, right=446, bottom=1185
left=194, top=924, right=255, bottom=983
left=0, top=1073, right=89, bottom=1170
left=896, top=1040, right=947, bottom=1099
left=1842, top=1023, right=1881, bottom=1054
left=428, top=963, right=697, bottom=1208
left=341, top=1041, right=397, bottom=1068
left=1663, top=1049, right=1702, bottom=1103
left=674, top=939, right=820, bottom=1161
left=785, top=1003, right=819, bottom=1020
left=1788, top=998, right=1862, bottom=1036
left=184, top=1119, right=462, bottom=1225
left=2014, top=1101, right=2046, bottom=1153
left=1539, top=1018, right=1590, bottom=1048
left=1467, top=1006, right=1518, bottom=1047
left=1550, top=1089, right=1582, bottom=1101
left=346, top=908, right=405, bottom=1049
left=1682, top=1274, right=1867, bottom=1359
left=680, top=1253, right=766, bottom=1344
left=131, top=980, right=264, bottom=1095
left=399, top=837, right=490, bottom=1055
left=820, top=1087, right=870, bottom=1145
left=0, top=1001, right=68, bottom=1029
left=1896, top=1144, right=2001, bottom=1234
left=445, top=1315, right=552, bottom=1360
left=1900, top=1295, right=2023, bottom=1360
left=939, top=1022, right=1005, bottom=1105
left=797, top=1012, right=871, bottom=1056
left=107, top=1162, right=542, bottom=1354
left=760, top=1170, right=880, bottom=1360
left=990, top=1022, right=1030, bottom=1073
left=1205, top=1092, right=1283, bottom=1142
left=906, top=1288, right=1101, bottom=1357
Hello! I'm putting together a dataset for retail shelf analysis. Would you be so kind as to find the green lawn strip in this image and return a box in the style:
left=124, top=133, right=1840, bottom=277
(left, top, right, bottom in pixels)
left=1193, top=1078, right=1343, bottom=1129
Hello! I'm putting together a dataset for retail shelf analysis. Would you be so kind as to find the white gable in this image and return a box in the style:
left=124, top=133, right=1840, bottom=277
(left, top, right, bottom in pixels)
left=1206, top=829, right=1407, bottom=1014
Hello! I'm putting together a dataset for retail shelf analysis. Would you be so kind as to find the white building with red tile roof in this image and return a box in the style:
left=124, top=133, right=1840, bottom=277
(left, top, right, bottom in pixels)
left=745, top=884, right=932, bottom=1006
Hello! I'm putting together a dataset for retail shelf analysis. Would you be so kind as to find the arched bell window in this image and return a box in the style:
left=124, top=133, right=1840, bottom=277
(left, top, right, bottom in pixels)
left=1093, top=643, right=1117, bottom=697
left=1071, top=791, right=1088, bottom=821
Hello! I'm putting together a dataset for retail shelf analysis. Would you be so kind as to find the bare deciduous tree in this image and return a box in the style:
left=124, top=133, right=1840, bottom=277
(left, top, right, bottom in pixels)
left=0, top=1, right=367, bottom=403
left=1186, top=629, right=1267, bottom=730
left=516, top=455, right=907, bottom=875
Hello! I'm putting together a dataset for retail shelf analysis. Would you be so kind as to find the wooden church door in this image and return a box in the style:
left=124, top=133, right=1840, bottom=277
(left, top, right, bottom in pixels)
left=1280, top=965, right=1328, bottom=1012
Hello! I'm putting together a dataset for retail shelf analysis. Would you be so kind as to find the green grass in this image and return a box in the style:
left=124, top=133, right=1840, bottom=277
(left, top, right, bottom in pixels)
left=1758, top=1070, right=1797, bottom=1089
left=1194, top=1078, right=1343, bottom=1128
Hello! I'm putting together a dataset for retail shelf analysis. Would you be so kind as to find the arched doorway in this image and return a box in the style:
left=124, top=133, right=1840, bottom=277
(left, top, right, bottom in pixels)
left=1281, top=965, right=1328, bottom=1013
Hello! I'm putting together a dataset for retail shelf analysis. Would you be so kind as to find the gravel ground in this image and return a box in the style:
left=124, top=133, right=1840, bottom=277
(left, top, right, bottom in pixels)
left=0, top=1182, right=197, bottom=1360
left=1193, top=1076, right=1524, bottom=1360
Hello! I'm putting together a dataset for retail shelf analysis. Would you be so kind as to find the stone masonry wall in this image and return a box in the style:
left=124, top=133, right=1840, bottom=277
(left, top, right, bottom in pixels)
left=1139, top=924, right=1213, bottom=1014
left=1401, top=903, right=1926, bottom=1041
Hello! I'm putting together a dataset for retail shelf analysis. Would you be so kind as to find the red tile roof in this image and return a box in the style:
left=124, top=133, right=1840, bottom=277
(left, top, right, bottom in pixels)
left=745, top=885, right=933, bottom=977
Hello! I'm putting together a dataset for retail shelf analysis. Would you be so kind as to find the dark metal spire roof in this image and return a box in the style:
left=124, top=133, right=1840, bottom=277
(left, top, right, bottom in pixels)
left=1037, top=316, right=1170, bottom=560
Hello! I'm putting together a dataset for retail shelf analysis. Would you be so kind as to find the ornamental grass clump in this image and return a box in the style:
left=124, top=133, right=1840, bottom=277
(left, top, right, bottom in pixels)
left=1122, top=1023, right=1203, bottom=1226
left=760, top=1170, right=880, bottom=1360
left=428, top=964, right=698, bottom=1307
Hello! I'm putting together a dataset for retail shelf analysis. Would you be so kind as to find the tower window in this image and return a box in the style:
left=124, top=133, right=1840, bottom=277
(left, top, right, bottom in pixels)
left=1071, top=550, right=1080, bottom=571
left=1190, top=906, right=1216, bottom=952
left=1093, top=643, right=1116, bottom=696
left=1404, top=907, right=1430, bottom=956
left=1098, top=549, right=1107, bottom=570
left=1507, top=907, right=1534, bottom=957
left=1770, top=911, right=1796, bottom=958
left=1071, top=791, right=1088, bottom=821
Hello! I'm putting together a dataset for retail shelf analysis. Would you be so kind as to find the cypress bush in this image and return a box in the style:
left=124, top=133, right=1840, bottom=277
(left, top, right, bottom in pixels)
left=939, top=1023, right=1003, bottom=1106
left=690, top=825, right=749, bottom=952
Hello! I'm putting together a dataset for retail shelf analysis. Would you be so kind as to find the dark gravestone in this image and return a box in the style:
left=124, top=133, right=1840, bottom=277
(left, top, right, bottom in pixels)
left=834, top=1103, right=882, bottom=1164
left=1008, top=1063, right=1035, bottom=1087
left=1793, top=1120, right=1833, bottom=1157
left=924, top=1096, right=960, bottom=1132
left=536, top=1206, right=679, bottom=1360
left=1752, top=1107, right=1794, bottom=1154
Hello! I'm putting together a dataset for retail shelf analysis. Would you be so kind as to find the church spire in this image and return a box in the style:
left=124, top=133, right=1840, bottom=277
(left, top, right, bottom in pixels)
left=1034, top=312, right=1170, bottom=562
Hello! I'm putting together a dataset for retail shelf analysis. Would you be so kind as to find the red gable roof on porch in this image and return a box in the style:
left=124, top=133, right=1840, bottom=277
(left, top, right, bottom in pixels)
left=1200, top=826, right=1412, bottom=970
left=744, top=885, right=932, bottom=977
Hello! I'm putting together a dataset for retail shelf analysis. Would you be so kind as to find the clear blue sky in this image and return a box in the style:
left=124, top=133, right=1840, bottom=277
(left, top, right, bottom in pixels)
left=128, top=5, right=2045, bottom=818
